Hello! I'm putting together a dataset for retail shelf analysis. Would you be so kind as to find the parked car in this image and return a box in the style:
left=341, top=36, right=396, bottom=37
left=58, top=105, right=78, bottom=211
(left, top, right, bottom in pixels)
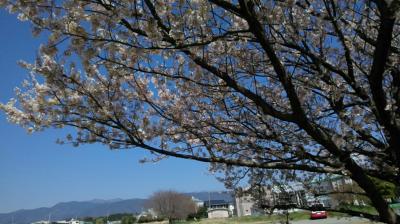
left=310, top=203, right=327, bottom=219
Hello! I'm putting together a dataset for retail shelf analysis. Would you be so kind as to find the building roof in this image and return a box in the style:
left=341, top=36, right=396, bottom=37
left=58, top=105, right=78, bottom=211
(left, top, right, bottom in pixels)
left=311, top=174, right=348, bottom=183
left=272, top=182, right=304, bottom=193
left=204, top=200, right=230, bottom=207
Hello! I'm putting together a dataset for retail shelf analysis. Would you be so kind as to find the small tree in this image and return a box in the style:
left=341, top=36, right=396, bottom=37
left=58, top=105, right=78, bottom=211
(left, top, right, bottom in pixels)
left=147, top=190, right=196, bottom=223
left=187, top=206, right=208, bottom=220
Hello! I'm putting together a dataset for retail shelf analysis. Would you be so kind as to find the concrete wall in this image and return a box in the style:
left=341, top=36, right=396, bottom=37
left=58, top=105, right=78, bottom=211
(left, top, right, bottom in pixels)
left=235, top=195, right=255, bottom=217
left=208, top=209, right=230, bottom=219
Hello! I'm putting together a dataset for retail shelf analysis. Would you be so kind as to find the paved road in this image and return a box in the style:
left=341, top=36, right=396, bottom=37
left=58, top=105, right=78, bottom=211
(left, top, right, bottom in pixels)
left=289, top=217, right=382, bottom=224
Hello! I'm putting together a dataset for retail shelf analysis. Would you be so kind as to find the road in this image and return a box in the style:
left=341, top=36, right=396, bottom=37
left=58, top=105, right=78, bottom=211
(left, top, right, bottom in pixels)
left=290, top=217, right=383, bottom=224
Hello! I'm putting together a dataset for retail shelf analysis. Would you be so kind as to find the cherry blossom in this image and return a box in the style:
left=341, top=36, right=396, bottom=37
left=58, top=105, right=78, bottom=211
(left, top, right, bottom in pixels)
left=1, top=1, right=400, bottom=222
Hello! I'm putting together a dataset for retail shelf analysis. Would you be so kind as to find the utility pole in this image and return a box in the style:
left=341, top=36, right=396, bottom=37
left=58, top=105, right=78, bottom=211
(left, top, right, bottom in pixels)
left=208, top=192, right=211, bottom=210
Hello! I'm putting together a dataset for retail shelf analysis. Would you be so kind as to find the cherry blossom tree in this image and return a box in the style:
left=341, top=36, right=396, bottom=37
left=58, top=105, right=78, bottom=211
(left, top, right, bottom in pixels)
left=1, top=0, right=400, bottom=222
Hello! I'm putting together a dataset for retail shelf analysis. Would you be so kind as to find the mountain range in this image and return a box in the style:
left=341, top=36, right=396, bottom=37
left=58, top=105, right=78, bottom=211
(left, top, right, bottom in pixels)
left=0, top=191, right=233, bottom=224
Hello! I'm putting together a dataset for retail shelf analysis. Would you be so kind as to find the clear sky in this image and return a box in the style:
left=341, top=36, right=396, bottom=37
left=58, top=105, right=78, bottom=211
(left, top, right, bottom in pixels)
left=0, top=10, right=225, bottom=213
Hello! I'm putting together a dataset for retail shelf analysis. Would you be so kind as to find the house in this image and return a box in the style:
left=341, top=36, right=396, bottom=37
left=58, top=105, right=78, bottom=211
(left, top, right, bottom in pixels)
left=32, top=221, right=50, bottom=224
left=310, top=175, right=366, bottom=208
left=204, top=200, right=234, bottom=218
left=191, top=196, right=204, bottom=207
left=137, top=208, right=158, bottom=219
left=235, top=193, right=257, bottom=217
left=54, top=221, right=68, bottom=224
left=69, top=219, right=80, bottom=224
left=235, top=183, right=308, bottom=217
left=235, top=187, right=275, bottom=217
left=235, top=176, right=368, bottom=217
left=53, top=219, right=82, bottom=224
left=32, top=219, right=83, bottom=224
left=271, top=183, right=307, bottom=208
left=207, top=208, right=230, bottom=219
left=107, top=221, right=121, bottom=224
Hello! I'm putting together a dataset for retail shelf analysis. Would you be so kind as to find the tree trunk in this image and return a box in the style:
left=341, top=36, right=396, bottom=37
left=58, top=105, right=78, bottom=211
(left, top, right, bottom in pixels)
left=286, top=210, right=289, bottom=224
left=345, top=160, right=399, bottom=223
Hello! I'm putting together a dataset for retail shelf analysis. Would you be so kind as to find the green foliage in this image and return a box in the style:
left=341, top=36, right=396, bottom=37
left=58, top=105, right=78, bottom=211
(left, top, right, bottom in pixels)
left=187, top=206, right=208, bottom=220
left=178, top=212, right=350, bottom=224
left=370, top=177, right=397, bottom=199
left=121, top=215, right=136, bottom=224
left=83, top=217, right=95, bottom=222
left=108, top=213, right=126, bottom=221
left=81, top=213, right=136, bottom=224
left=95, top=218, right=105, bottom=224
left=338, top=204, right=379, bottom=216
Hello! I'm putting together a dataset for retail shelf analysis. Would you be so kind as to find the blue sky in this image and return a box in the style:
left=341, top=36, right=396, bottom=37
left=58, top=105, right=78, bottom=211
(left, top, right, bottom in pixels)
left=0, top=10, right=225, bottom=213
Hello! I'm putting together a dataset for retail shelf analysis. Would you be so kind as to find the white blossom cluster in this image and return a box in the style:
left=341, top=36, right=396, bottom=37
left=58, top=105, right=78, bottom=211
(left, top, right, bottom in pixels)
left=1, top=1, right=400, bottom=219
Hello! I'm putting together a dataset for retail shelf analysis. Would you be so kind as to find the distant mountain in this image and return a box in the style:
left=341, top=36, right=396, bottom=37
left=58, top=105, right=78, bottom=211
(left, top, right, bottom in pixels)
left=185, top=191, right=234, bottom=202
left=0, top=191, right=233, bottom=224
left=0, top=199, right=146, bottom=224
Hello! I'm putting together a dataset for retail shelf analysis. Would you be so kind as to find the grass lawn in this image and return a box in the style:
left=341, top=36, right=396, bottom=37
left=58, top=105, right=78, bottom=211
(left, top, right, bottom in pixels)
left=338, top=205, right=379, bottom=216
left=174, top=211, right=350, bottom=224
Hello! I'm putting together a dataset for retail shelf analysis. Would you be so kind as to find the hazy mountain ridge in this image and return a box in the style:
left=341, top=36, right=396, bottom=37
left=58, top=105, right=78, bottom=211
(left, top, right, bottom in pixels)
left=0, top=191, right=233, bottom=224
left=184, top=191, right=234, bottom=202
left=0, top=199, right=147, bottom=224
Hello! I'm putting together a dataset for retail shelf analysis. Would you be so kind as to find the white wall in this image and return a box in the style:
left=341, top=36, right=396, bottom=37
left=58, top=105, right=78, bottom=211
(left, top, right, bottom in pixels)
left=208, top=209, right=229, bottom=219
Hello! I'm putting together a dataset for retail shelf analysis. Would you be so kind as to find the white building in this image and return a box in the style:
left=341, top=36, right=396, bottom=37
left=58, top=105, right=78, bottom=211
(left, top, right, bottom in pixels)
left=235, top=186, right=275, bottom=217
left=54, top=219, right=82, bottom=224
left=235, top=193, right=256, bottom=217
left=107, top=221, right=121, bottom=224
left=32, top=221, right=51, bottom=224
left=191, top=196, right=204, bottom=207
left=204, top=200, right=234, bottom=219
left=235, top=183, right=310, bottom=217
left=271, top=183, right=307, bottom=208
left=207, top=208, right=230, bottom=219
left=310, top=174, right=365, bottom=208
left=69, top=219, right=80, bottom=224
